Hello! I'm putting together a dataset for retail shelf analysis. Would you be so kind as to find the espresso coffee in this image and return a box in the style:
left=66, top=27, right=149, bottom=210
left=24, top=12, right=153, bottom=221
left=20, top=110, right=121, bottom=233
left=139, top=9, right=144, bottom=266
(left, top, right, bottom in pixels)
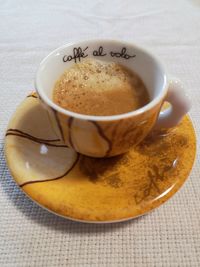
left=52, top=59, right=149, bottom=116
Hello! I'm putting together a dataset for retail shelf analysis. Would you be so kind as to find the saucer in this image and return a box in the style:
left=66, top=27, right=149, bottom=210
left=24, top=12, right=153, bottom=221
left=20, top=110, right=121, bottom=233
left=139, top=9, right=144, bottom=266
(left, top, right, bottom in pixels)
left=5, top=93, right=196, bottom=223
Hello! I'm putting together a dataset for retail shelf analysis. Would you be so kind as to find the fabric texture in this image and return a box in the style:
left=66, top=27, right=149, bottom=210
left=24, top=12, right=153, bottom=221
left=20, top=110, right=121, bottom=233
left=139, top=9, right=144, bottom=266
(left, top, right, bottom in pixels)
left=0, top=0, right=200, bottom=266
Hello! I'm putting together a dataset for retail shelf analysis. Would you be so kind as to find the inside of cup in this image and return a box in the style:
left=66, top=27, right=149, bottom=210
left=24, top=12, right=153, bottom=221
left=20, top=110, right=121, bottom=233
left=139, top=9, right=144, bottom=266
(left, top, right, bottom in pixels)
left=36, top=40, right=166, bottom=103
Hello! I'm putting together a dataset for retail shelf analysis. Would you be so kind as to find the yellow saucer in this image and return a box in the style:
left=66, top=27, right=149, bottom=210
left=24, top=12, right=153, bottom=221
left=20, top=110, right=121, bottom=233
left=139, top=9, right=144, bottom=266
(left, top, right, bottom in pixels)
left=5, top=93, right=196, bottom=223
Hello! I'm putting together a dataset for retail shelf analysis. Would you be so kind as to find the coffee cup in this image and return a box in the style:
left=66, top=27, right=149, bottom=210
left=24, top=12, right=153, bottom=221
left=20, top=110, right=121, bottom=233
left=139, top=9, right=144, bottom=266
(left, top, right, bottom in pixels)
left=35, top=39, right=191, bottom=157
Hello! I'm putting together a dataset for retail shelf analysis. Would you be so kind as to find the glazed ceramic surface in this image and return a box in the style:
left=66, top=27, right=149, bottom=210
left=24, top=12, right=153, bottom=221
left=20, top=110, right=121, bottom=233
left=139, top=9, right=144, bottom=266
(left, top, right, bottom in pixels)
left=5, top=93, right=196, bottom=222
left=35, top=40, right=190, bottom=157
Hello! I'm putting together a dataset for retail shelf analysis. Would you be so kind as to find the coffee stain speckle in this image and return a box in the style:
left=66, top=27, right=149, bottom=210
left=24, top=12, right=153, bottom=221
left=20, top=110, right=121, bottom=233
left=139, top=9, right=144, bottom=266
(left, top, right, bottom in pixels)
left=105, top=173, right=123, bottom=188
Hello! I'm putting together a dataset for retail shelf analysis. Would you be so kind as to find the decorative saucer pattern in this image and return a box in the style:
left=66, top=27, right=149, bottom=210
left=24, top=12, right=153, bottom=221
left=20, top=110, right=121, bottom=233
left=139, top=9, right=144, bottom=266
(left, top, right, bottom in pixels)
left=5, top=93, right=196, bottom=222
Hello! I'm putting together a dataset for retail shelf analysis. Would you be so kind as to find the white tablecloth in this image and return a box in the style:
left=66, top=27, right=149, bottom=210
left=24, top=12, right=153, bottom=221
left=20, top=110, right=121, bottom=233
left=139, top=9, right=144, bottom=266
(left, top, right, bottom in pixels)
left=0, top=0, right=200, bottom=266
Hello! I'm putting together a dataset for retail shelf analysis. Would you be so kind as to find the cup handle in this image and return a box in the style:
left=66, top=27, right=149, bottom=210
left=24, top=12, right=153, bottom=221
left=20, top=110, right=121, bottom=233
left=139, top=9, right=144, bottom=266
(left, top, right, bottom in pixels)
left=154, top=78, right=191, bottom=129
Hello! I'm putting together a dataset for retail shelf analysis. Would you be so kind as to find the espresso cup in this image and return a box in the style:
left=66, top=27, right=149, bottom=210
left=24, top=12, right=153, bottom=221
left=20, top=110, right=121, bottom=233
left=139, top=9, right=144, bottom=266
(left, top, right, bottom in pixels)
left=35, top=39, right=191, bottom=157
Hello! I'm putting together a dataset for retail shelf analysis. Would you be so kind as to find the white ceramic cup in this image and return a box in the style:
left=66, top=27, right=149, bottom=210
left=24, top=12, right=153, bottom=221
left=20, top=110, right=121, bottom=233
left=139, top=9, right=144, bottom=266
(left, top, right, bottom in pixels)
left=35, top=40, right=191, bottom=157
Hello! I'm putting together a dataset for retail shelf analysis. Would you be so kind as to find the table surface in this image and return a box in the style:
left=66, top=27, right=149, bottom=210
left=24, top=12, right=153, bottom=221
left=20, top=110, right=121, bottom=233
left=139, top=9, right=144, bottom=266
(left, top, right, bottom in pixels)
left=0, top=0, right=200, bottom=266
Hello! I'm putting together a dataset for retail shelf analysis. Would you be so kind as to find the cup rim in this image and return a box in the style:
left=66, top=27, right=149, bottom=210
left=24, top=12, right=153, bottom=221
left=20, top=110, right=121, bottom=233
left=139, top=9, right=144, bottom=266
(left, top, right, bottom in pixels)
left=35, top=39, right=168, bottom=121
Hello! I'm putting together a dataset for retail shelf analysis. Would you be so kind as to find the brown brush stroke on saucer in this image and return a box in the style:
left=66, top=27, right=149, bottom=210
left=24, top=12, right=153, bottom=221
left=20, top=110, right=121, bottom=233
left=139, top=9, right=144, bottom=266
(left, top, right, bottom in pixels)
left=7, top=128, right=60, bottom=142
left=20, top=154, right=80, bottom=187
left=27, top=95, right=38, bottom=99
left=6, top=132, right=68, bottom=148
left=27, top=92, right=38, bottom=99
